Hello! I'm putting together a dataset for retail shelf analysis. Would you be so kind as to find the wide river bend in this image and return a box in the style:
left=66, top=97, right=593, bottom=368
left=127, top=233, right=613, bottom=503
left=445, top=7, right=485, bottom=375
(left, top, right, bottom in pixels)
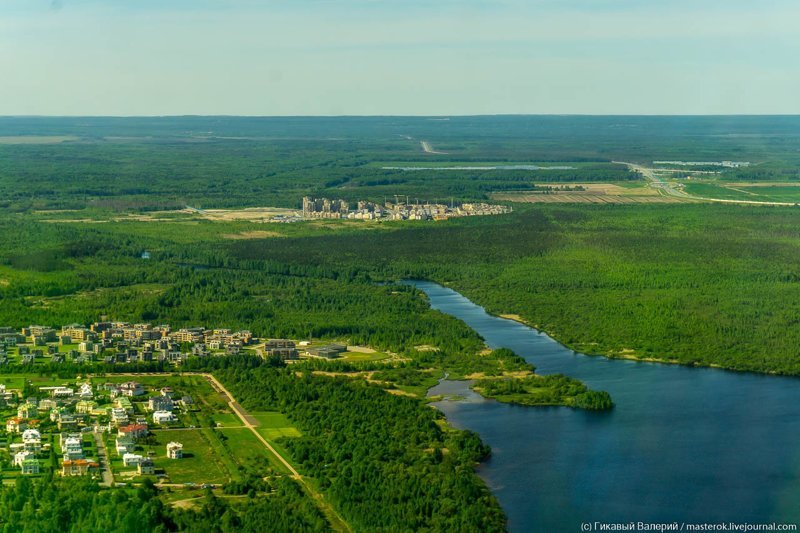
left=410, top=281, right=800, bottom=531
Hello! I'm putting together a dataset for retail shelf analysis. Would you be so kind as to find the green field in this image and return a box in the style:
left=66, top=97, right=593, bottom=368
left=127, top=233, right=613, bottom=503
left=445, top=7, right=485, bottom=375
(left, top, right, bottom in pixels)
left=251, top=412, right=302, bottom=440
left=684, top=181, right=800, bottom=203
left=133, top=429, right=234, bottom=485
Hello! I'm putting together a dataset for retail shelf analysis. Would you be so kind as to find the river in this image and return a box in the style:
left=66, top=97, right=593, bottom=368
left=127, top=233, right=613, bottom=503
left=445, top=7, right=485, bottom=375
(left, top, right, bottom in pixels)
left=409, top=281, right=800, bottom=531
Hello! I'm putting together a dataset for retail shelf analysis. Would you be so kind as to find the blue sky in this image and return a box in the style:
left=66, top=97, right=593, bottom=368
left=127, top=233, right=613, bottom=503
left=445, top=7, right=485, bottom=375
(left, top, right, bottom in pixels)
left=1, top=0, right=798, bottom=115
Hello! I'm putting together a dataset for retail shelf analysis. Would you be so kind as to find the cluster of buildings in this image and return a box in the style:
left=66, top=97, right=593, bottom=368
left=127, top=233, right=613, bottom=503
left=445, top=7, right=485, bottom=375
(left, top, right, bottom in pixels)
left=2, top=379, right=192, bottom=477
left=0, top=322, right=259, bottom=367
left=0, top=321, right=358, bottom=370
left=301, top=196, right=511, bottom=221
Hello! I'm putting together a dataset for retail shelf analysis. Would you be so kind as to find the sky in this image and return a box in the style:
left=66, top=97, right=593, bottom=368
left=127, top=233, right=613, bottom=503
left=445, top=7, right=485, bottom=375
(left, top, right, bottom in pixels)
left=1, top=0, right=799, bottom=115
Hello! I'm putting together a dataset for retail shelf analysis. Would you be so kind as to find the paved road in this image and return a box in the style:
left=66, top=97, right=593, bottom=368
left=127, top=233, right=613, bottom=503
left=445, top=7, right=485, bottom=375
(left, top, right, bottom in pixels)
left=94, top=430, right=114, bottom=487
left=617, top=161, right=799, bottom=207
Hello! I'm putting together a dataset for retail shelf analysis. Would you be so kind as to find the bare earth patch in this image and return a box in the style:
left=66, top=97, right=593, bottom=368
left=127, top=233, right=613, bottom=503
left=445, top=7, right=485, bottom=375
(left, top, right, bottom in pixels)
left=413, top=345, right=440, bottom=352
left=222, top=230, right=284, bottom=239
left=183, top=207, right=297, bottom=222
left=0, top=135, right=79, bottom=144
left=346, top=345, right=376, bottom=353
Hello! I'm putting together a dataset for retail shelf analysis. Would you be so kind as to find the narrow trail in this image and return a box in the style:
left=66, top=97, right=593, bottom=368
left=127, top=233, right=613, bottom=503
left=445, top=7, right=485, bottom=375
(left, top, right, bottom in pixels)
left=420, top=140, right=447, bottom=155
left=105, top=372, right=352, bottom=532
left=203, top=373, right=351, bottom=533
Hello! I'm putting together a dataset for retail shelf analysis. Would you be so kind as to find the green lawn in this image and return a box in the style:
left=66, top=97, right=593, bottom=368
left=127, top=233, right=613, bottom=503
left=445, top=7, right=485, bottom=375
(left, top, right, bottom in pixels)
left=210, top=413, right=241, bottom=427
left=217, top=428, right=291, bottom=475
left=339, top=351, right=390, bottom=363
left=250, top=412, right=302, bottom=439
left=135, top=429, right=235, bottom=485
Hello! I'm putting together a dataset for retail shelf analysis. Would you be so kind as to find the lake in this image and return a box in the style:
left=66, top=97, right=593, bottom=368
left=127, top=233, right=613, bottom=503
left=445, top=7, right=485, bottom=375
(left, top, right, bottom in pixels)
left=410, top=280, right=800, bottom=531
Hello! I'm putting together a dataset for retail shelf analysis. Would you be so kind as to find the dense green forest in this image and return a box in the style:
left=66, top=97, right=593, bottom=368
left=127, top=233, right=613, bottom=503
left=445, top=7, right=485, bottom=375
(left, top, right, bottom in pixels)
left=0, top=474, right=330, bottom=532
left=4, top=201, right=800, bottom=375
left=212, top=361, right=506, bottom=531
left=3, top=115, right=800, bottom=530
left=3, top=115, right=799, bottom=211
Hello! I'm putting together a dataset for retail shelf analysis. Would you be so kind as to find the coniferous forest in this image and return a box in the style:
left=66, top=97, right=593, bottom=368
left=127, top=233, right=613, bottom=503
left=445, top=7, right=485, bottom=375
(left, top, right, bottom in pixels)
left=3, top=116, right=800, bottom=530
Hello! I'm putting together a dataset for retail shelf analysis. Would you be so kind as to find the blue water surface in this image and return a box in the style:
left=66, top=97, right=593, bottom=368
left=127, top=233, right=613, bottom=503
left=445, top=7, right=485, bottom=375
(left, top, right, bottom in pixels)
left=412, top=281, right=800, bottom=531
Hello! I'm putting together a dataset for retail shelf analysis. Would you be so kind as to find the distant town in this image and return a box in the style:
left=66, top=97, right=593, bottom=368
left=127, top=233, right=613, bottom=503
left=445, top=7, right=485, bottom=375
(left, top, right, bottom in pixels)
left=300, top=196, right=511, bottom=221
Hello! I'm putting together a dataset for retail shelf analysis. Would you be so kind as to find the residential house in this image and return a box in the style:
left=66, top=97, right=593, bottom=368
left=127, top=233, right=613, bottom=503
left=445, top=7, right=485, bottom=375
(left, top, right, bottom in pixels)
left=61, top=324, right=93, bottom=343
left=14, top=451, right=36, bottom=467
left=21, top=459, right=40, bottom=475
left=115, top=434, right=136, bottom=455
left=148, top=395, right=173, bottom=412
left=76, top=400, right=97, bottom=414
left=58, top=414, right=78, bottom=431
left=38, top=398, right=58, bottom=411
left=17, top=402, right=37, bottom=419
left=6, top=418, right=28, bottom=433
left=166, top=442, right=183, bottom=459
left=51, top=387, right=74, bottom=398
left=78, top=383, right=94, bottom=399
left=62, top=459, right=99, bottom=476
left=153, top=411, right=177, bottom=425
left=62, top=435, right=84, bottom=460
left=138, top=458, right=155, bottom=475
left=225, top=343, right=242, bottom=356
left=118, top=424, right=148, bottom=439
left=119, top=382, right=145, bottom=397
left=22, top=429, right=42, bottom=453
left=123, top=453, right=144, bottom=467
left=111, top=408, right=129, bottom=426
left=115, top=397, right=134, bottom=413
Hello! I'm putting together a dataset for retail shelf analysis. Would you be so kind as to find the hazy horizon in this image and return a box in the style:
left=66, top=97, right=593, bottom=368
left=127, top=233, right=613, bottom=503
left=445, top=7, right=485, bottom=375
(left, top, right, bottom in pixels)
left=3, top=1, right=799, bottom=116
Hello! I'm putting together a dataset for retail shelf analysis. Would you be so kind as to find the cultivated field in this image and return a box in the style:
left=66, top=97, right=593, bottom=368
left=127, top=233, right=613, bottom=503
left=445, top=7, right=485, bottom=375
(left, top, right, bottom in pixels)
left=493, top=183, right=690, bottom=203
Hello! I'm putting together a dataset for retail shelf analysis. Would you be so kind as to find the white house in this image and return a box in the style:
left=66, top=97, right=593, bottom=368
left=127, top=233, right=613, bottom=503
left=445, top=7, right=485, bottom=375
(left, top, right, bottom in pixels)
left=123, top=453, right=143, bottom=467
left=119, top=382, right=144, bottom=397
left=62, top=436, right=84, bottom=460
left=78, top=383, right=94, bottom=399
left=52, top=387, right=74, bottom=398
left=22, top=429, right=42, bottom=452
left=111, top=408, right=129, bottom=426
left=166, top=441, right=183, bottom=459
left=22, top=428, right=41, bottom=442
left=14, top=451, right=35, bottom=466
left=153, top=411, right=177, bottom=424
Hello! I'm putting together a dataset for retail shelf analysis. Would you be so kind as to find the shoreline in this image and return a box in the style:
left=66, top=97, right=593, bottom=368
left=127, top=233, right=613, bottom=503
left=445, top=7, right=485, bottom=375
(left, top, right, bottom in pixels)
left=496, top=313, right=787, bottom=377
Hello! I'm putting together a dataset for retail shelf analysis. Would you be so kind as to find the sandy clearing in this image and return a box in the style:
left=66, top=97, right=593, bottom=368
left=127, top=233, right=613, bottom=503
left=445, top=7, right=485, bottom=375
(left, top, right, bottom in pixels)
left=0, top=135, right=79, bottom=144
left=183, top=207, right=297, bottom=222
left=222, top=230, right=284, bottom=239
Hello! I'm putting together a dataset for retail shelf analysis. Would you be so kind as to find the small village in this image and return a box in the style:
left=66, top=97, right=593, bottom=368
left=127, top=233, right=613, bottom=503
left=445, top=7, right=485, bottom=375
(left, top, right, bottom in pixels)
left=1, top=377, right=190, bottom=482
left=0, top=321, right=361, bottom=485
left=301, top=196, right=511, bottom=220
